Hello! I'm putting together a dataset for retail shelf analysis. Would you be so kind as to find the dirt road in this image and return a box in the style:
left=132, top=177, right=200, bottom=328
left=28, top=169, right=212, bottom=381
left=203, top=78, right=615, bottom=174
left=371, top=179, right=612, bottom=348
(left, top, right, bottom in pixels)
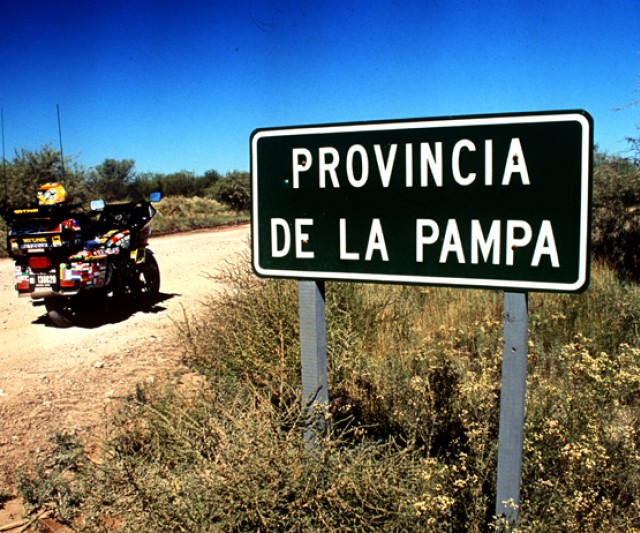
left=0, top=225, right=249, bottom=495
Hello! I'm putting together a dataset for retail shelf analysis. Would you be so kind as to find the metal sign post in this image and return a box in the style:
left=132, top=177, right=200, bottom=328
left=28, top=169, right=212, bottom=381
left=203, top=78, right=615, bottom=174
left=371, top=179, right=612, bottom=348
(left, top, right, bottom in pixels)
left=298, top=280, right=328, bottom=446
left=495, top=291, right=529, bottom=524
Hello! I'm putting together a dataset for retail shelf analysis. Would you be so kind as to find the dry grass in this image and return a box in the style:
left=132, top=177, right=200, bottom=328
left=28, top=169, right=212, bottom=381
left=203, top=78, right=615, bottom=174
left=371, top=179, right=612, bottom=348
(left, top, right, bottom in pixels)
left=15, top=258, right=640, bottom=531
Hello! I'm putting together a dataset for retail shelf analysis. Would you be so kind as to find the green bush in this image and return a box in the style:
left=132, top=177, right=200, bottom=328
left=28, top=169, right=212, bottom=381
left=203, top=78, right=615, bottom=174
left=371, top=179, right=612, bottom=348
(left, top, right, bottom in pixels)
left=208, top=171, right=250, bottom=211
left=592, top=151, right=640, bottom=281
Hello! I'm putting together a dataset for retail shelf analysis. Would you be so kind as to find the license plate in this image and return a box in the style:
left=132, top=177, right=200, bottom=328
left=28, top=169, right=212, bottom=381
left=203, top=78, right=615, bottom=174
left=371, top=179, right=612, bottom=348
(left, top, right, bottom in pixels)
left=36, top=274, right=56, bottom=285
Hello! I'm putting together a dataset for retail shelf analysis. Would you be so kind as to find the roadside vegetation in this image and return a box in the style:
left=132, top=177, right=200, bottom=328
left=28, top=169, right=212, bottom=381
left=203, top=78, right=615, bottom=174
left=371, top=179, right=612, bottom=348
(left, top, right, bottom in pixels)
left=151, top=195, right=247, bottom=234
left=5, top=142, right=640, bottom=531
left=0, top=148, right=250, bottom=257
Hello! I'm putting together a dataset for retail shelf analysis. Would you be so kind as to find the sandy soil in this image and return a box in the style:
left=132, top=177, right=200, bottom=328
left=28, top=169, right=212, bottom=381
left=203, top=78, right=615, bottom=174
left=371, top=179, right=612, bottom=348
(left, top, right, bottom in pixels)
left=0, top=225, right=250, bottom=527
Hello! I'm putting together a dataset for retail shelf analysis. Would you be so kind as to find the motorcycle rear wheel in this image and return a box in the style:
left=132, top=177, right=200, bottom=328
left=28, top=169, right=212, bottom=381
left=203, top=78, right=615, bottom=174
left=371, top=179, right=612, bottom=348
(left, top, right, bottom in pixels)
left=44, top=299, right=75, bottom=328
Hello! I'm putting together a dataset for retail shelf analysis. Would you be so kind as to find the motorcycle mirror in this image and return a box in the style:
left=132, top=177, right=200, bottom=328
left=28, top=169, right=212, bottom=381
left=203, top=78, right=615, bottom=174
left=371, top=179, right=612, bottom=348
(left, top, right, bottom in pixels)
left=149, top=191, right=162, bottom=203
left=90, top=199, right=106, bottom=211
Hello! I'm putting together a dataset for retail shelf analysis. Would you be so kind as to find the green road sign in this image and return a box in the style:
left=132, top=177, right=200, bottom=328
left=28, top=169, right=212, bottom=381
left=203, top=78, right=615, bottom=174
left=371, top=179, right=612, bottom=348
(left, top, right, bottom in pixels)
left=251, top=110, right=593, bottom=292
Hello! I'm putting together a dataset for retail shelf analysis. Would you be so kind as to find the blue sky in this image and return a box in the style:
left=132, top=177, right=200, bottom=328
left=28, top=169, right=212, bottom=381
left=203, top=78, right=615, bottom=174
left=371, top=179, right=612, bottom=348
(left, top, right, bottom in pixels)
left=1, top=0, right=638, bottom=175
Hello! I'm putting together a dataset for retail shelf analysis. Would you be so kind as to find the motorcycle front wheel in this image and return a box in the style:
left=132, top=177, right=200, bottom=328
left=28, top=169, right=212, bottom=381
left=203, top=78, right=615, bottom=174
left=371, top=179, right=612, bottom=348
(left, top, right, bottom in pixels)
left=138, top=251, right=160, bottom=297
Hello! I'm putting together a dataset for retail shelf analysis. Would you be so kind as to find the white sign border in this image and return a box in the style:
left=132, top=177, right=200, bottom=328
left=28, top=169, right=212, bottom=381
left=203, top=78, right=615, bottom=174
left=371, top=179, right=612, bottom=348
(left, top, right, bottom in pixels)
left=251, top=111, right=592, bottom=292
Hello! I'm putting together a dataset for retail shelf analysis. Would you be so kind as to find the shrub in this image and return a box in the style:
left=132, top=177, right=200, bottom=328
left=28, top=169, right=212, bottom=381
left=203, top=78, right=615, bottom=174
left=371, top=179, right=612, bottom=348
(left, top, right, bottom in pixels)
left=208, top=171, right=250, bottom=211
left=70, top=382, right=449, bottom=532
left=592, top=151, right=640, bottom=282
left=521, top=336, right=640, bottom=532
left=151, top=195, right=248, bottom=234
left=142, top=259, right=506, bottom=530
left=17, top=432, right=88, bottom=527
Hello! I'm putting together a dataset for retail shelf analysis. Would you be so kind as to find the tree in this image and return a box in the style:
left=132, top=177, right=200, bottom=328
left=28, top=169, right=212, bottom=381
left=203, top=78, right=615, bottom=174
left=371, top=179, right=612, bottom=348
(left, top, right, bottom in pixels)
left=89, top=159, right=136, bottom=201
left=625, top=130, right=640, bottom=165
left=203, top=169, right=221, bottom=188
left=133, top=172, right=164, bottom=198
left=0, top=145, right=87, bottom=208
left=162, top=171, right=201, bottom=196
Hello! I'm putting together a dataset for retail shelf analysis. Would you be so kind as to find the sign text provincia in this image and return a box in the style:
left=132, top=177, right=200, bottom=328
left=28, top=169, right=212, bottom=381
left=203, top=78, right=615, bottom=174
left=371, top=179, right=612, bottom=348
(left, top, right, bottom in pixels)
left=251, top=111, right=593, bottom=292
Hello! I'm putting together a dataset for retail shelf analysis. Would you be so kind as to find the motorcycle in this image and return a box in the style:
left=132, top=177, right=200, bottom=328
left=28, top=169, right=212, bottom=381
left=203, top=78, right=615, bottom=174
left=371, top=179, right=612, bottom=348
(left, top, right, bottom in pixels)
left=2, top=191, right=162, bottom=327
